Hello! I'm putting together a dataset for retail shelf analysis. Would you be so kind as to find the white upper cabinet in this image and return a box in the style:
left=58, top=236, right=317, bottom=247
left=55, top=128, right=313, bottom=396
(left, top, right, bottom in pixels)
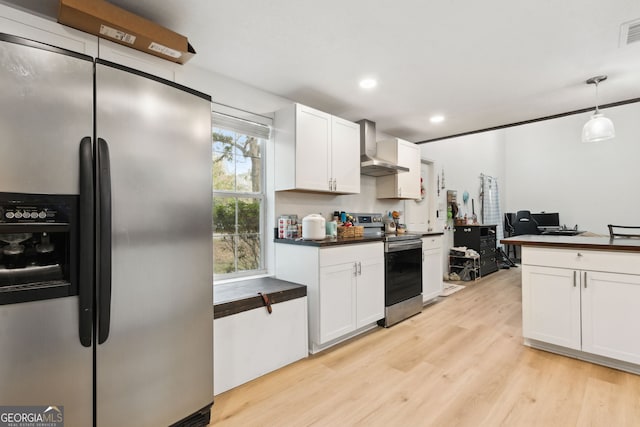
left=376, top=138, right=420, bottom=199
left=330, top=116, right=361, bottom=194
left=275, top=103, right=360, bottom=194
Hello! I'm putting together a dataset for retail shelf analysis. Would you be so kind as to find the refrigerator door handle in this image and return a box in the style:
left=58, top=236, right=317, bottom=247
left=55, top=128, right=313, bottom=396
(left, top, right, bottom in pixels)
left=79, top=137, right=94, bottom=347
left=97, top=138, right=112, bottom=345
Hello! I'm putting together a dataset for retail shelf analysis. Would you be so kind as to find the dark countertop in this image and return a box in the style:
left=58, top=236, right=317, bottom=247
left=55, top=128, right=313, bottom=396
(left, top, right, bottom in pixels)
left=501, top=235, right=640, bottom=252
left=274, top=231, right=444, bottom=247
left=214, top=276, right=307, bottom=319
left=274, top=235, right=383, bottom=247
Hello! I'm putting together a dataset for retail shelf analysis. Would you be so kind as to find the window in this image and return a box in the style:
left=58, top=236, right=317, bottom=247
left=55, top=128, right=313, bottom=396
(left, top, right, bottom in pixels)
left=212, top=108, right=271, bottom=279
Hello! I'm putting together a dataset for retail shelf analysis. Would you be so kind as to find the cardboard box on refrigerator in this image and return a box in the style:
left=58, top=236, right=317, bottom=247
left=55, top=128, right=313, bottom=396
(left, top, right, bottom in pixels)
left=57, top=0, right=196, bottom=64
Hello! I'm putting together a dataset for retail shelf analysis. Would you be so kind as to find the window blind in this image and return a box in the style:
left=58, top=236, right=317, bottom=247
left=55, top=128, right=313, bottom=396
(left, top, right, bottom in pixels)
left=212, top=111, right=271, bottom=140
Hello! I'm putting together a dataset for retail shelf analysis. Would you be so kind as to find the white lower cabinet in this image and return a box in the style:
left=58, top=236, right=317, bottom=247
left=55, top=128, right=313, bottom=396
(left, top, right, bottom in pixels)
left=276, top=242, right=384, bottom=353
left=422, top=236, right=443, bottom=302
left=522, top=265, right=581, bottom=350
left=522, top=246, right=640, bottom=368
left=355, top=256, right=385, bottom=328
left=213, top=297, right=308, bottom=395
left=318, top=261, right=357, bottom=343
left=581, top=271, right=640, bottom=364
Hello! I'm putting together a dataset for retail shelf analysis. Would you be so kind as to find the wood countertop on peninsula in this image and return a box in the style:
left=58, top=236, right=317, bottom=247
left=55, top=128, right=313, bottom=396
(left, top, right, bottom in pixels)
left=501, top=234, right=640, bottom=252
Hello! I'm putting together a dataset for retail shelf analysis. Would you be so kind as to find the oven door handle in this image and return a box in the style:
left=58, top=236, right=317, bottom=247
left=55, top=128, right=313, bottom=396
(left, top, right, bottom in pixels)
left=385, top=241, right=422, bottom=252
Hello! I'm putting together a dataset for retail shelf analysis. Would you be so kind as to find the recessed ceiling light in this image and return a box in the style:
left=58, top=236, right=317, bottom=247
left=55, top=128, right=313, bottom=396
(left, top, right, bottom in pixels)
left=430, top=115, right=445, bottom=124
left=359, top=78, right=377, bottom=89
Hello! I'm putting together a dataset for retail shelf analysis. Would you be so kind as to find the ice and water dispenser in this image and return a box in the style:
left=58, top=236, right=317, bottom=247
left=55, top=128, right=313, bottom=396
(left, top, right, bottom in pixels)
left=0, top=192, right=78, bottom=305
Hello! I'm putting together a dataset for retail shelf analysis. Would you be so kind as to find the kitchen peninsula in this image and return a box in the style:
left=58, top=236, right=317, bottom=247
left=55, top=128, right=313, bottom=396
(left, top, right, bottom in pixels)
left=502, top=234, right=640, bottom=374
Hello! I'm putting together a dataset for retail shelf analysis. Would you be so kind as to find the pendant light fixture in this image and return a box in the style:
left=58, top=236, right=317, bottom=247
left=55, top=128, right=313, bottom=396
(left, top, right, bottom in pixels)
left=582, top=75, right=615, bottom=143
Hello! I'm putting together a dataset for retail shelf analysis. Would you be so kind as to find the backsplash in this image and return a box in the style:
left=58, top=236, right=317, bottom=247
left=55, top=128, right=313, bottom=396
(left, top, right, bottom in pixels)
left=275, top=175, right=405, bottom=224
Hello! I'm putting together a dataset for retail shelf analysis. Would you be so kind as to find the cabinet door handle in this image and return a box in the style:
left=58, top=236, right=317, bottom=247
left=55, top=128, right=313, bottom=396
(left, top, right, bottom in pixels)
left=357, top=261, right=362, bottom=276
left=584, top=271, right=587, bottom=288
left=573, top=270, right=576, bottom=287
left=353, top=262, right=358, bottom=277
left=577, top=252, right=583, bottom=257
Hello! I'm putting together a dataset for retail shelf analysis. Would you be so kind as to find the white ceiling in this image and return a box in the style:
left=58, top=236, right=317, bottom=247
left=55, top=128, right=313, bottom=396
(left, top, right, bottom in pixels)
left=6, top=0, right=640, bottom=142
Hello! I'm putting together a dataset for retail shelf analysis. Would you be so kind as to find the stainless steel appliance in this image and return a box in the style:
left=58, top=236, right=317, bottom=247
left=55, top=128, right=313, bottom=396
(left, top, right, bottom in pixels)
left=357, top=120, right=410, bottom=177
left=0, top=33, right=213, bottom=426
left=352, top=213, right=423, bottom=326
left=381, top=238, right=423, bottom=326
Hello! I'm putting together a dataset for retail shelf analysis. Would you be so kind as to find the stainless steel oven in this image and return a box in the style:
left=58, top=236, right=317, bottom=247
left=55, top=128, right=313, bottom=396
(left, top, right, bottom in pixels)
left=379, top=236, right=423, bottom=327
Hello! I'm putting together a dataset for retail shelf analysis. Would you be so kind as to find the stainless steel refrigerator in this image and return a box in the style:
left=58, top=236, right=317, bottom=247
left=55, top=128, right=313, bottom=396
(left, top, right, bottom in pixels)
left=0, top=33, right=213, bottom=426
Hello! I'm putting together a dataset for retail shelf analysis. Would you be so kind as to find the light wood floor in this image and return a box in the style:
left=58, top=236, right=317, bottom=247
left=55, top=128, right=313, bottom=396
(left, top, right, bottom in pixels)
left=209, top=268, right=640, bottom=426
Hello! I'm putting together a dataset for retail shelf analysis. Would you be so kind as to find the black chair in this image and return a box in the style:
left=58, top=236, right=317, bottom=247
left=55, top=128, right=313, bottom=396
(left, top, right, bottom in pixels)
left=510, top=211, right=540, bottom=260
left=513, top=211, right=541, bottom=236
left=503, top=213, right=516, bottom=258
left=608, top=224, right=640, bottom=238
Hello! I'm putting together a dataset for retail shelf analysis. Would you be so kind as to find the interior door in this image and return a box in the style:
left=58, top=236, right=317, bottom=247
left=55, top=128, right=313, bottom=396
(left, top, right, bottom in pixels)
left=94, top=61, right=213, bottom=426
left=0, top=34, right=93, bottom=427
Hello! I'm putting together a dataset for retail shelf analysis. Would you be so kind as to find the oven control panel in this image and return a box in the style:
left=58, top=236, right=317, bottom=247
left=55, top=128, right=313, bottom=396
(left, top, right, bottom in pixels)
left=352, top=213, right=384, bottom=227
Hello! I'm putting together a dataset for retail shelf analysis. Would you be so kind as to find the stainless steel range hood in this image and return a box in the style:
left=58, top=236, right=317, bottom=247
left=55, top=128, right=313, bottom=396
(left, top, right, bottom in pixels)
left=357, top=119, right=409, bottom=177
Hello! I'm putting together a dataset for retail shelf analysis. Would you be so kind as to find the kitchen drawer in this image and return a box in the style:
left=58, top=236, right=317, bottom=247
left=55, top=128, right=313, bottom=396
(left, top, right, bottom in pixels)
left=319, top=242, right=383, bottom=267
left=422, top=235, right=442, bottom=250
left=522, top=246, right=640, bottom=275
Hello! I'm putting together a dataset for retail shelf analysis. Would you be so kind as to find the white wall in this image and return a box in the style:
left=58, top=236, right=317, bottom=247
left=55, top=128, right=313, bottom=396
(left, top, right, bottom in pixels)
left=177, top=67, right=417, bottom=271
left=504, top=102, right=640, bottom=235
left=178, top=65, right=294, bottom=275
left=417, top=131, right=506, bottom=275
left=177, top=66, right=290, bottom=118
left=420, top=130, right=507, bottom=223
left=420, top=130, right=506, bottom=232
